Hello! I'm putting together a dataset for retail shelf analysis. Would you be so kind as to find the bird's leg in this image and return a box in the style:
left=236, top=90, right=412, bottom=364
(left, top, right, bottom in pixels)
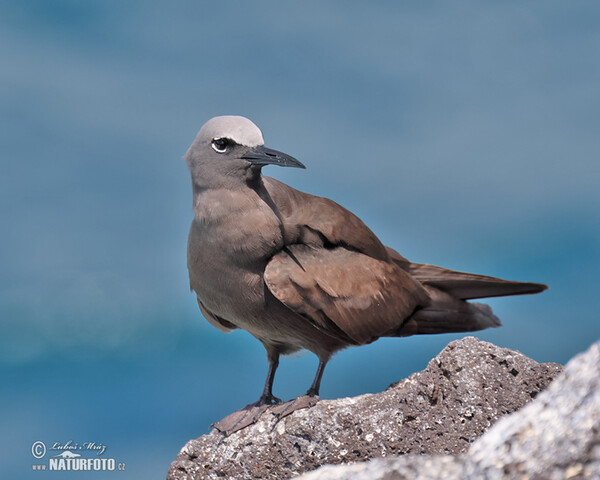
left=213, top=351, right=281, bottom=434
left=255, top=351, right=282, bottom=405
left=306, top=358, right=328, bottom=397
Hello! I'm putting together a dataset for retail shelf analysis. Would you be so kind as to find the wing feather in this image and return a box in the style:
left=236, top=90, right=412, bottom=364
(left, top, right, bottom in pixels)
left=263, top=177, right=390, bottom=260
left=196, top=297, right=238, bottom=333
left=264, top=244, right=428, bottom=345
left=407, top=263, right=547, bottom=300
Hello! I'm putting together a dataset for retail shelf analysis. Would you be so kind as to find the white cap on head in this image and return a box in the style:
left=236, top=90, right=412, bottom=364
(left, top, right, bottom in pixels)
left=197, top=115, right=264, bottom=147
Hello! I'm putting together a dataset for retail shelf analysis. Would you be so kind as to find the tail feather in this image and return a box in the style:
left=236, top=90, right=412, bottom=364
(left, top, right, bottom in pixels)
left=392, top=286, right=501, bottom=337
left=383, top=246, right=546, bottom=339
left=407, top=262, right=547, bottom=300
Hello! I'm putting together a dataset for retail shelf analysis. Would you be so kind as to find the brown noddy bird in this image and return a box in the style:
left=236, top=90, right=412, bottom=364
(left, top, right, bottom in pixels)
left=185, top=115, right=547, bottom=406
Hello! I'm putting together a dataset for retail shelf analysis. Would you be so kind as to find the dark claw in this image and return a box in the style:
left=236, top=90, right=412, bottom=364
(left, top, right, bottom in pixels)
left=305, top=388, right=319, bottom=397
left=254, top=393, right=282, bottom=406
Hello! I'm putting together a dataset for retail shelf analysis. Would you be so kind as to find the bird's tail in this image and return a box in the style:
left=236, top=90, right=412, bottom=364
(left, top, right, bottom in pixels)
left=385, top=247, right=548, bottom=300
left=383, top=247, right=546, bottom=338
left=406, top=262, right=547, bottom=300
left=391, top=286, right=501, bottom=337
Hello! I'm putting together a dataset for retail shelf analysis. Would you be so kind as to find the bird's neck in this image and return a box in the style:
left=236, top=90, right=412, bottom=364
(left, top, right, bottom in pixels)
left=191, top=166, right=262, bottom=194
left=190, top=168, right=268, bottom=218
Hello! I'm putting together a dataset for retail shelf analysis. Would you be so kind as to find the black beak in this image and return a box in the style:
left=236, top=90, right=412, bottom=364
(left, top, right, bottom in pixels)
left=241, top=145, right=306, bottom=169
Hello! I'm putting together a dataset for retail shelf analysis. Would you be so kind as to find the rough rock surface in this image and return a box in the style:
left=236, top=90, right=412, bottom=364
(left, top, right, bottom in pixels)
left=168, top=337, right=561, bottom=480
left=297, top=338, right=600, bottom=480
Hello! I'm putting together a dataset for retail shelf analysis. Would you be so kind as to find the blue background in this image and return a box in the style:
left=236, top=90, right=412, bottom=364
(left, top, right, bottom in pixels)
left=1, top=1, right=599, bottom=478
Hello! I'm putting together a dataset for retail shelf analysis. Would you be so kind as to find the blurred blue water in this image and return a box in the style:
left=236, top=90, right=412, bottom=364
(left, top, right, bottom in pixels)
left=1, top=1, right=599, bottom=478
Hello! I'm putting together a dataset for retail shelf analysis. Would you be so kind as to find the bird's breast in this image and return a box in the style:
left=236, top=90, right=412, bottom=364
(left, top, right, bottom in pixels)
left=193, top=189, right=283, bottom=259
left=187, top=188, right=284, bottom=318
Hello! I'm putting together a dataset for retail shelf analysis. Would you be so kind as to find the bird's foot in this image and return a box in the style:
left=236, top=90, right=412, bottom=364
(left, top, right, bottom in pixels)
left=212, top=394, right=319, bottom=436
left=305, top=387, right=319, bottom=397
left=212, top=402, right=270, bottom=435
left=269, top=394, right=319, bottom=419
left=212, top=393, right=281, bottom=435
left=253, top=393, right=282, bottom=406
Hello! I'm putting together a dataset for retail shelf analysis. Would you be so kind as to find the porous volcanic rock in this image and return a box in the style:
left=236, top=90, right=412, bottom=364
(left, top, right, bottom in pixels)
left=167, top=337, right=562, bottom=480
left=297, top=338, right=600, bottom=480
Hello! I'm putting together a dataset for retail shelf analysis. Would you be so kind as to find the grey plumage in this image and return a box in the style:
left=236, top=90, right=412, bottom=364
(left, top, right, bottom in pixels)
left=185, top=115, right=547, bottom=405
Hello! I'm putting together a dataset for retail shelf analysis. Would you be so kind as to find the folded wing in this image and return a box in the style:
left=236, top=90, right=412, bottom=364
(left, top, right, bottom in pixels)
left=406, top=263, right=547, bottom=300
left=264, top=244, right=429, bottom=345
left=385, top=246, right=547, bottom=300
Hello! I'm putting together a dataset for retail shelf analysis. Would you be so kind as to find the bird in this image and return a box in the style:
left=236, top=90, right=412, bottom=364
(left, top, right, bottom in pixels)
left=185, top=115, right=547, bottom=407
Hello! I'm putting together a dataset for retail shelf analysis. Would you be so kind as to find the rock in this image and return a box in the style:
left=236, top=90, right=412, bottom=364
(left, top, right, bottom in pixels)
left=465, top=337, right=600, bottom=479
left=167, top=337, right=561, bottom=480
left=297, top=338, right=600, bottom=480
left=297, top=455, right=462, bottom=480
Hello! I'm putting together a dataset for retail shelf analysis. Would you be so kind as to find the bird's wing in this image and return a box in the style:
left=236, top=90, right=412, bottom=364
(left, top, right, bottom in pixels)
left=196, top=297, right=239, bottom=333
left=385, top=246, right=412, bottom=269
left=385, top=245, right=547, bottom=299
left=262, top=177, right=390, bottom=261
left=264, top=244, right=429, bottom=345
left=405, top=263, right=547, bottom=300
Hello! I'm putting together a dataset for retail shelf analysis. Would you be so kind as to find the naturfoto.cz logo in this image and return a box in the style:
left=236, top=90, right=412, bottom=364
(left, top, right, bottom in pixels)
left=31, top=440, right=125, bottom=472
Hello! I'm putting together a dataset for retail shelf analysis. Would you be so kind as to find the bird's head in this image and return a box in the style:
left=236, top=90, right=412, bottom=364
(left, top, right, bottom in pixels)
left=185, top=115, right=305, bottom=188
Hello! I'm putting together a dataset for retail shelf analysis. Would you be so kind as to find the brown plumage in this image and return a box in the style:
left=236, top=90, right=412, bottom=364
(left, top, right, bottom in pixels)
left=185, top=115, right=547, bottom=405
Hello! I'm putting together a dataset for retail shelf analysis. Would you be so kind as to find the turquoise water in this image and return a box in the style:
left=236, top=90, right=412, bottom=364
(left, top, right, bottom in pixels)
left=2, top=1, right=599, bottom=477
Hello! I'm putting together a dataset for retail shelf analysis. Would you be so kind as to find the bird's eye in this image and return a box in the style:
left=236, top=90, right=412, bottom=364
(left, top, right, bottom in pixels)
left=211, top=138, right=229, bottom=153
